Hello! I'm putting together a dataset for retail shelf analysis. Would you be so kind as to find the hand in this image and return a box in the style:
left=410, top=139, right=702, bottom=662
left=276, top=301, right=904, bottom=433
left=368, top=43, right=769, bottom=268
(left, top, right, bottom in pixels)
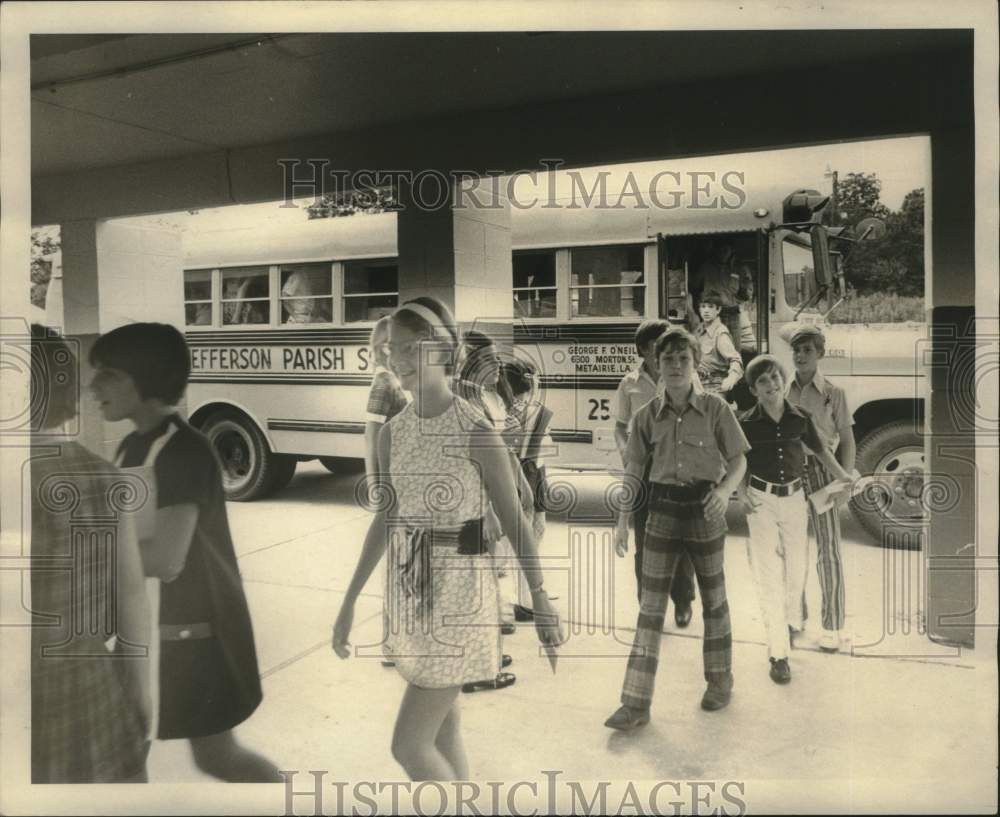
left=737, top=488, right=760, bottom=515
left=484, top=511, right=503, bottom=545
left=519, top=481, right=534, bottom=517
left=531, top=591, right=564, bottom=651
left=702, top=487, right=729, bottom=519
left=614, top=523, right=629, bottom=557
left=332, top=602, right=354, bottom=659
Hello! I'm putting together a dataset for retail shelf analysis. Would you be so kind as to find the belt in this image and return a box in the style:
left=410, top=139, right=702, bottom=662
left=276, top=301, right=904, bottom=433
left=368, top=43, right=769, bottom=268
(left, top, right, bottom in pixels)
left=749, top=475, right=802, bottom=497
left=160, top=622, right=213, bottom=641
left=398, top=518, right=487, bottom=614
left=650, top=481, right=714, bottom=503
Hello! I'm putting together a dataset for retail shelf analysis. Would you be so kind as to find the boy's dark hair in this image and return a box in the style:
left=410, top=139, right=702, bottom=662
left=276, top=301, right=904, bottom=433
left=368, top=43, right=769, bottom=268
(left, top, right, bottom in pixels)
left=392, top=296, right=460, bottom=375
left=789, top=324, right=827, bottom=356
left=30, top=324, right=78, bottom=431
left=503, top=358, right=537, bottom=397
left=700, top=290, right=725, bottom=309
left=89, top=322, right=190, bottom=405
left=634, top=319, right=670, bottom=356
left=745, top=354, right=787, bottom=388
left=653, top=327, right=702, bottom=366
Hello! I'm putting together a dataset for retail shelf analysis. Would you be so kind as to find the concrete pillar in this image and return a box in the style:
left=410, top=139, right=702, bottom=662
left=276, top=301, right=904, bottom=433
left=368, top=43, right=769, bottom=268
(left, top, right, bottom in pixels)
left=397, top=176, right=513, bottom=324
left=59, top=218, right=184, bottom=461
left=925, top=127, right=978, bottom=648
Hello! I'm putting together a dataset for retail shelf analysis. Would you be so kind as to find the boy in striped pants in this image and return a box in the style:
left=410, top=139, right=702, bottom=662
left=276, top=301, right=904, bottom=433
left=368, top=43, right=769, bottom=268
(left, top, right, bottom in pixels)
left=785, top=325, right=856, bottom=653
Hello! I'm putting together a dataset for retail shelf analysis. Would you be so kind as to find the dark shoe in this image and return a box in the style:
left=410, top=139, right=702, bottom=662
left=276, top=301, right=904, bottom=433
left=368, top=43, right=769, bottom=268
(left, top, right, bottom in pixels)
left=700, top=673, right=734, bottom=711
left=500, top=622, right=516, bottom=636
left=769, top=657, right=792, bottom=684
left=502, top=654, right=513, bottom=668
left=674, top=603, right=693, bottom=628
left=513, top=604, right=534, bottom=622
left=604, top=705, right=650, bottom=731
left=462, top=672, right=516, bottom=693
left=380, top=659, right=395, bottom=667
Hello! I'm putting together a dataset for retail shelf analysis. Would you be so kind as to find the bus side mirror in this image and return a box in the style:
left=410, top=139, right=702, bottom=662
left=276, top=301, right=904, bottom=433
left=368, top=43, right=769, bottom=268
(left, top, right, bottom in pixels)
left=810, top=225, right=833, bottom=287
left=855, top=217, right=887, bottom=241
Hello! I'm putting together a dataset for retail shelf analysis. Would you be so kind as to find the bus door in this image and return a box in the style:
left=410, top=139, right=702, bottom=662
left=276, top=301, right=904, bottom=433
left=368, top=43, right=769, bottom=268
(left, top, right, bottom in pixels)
left=657, top=232, right=691, bottom=326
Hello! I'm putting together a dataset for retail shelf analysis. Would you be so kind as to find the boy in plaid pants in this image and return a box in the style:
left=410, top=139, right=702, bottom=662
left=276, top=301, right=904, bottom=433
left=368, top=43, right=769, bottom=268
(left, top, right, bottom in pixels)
left=605, top=328, right=748, bottom=730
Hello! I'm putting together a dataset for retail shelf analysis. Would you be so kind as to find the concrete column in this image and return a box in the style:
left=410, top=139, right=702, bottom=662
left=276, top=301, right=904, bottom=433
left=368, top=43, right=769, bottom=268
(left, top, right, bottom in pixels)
left=925, top=127, right=978, bottom=648
left=397, top=176, right=513, bottom=324
left=58, top=218, right=184, bottom=461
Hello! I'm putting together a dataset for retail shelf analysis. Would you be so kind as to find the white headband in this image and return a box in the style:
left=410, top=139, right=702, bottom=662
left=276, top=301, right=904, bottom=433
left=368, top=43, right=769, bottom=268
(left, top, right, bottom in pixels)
left=396, top=302, right=455, bottom=343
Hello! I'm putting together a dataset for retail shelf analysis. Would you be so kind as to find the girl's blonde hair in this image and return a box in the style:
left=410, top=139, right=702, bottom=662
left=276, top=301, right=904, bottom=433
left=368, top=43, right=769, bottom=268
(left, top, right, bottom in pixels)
left=370, top=315, right=393, bottom=368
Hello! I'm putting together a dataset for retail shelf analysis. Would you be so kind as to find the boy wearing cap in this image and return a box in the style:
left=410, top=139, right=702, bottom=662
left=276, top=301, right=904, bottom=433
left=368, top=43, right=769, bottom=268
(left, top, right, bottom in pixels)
left=785, top=324, right=856, bottom=653
left=613, top=320, right=696, bottom=624
left=737, top=355, right=851, bottom=683
left=605, top=328, right=748, bottom=730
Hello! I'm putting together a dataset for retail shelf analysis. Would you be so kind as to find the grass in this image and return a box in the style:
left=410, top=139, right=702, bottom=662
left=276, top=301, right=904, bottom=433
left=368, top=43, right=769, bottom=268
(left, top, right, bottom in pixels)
left=828, top=292, right=924, bottom=324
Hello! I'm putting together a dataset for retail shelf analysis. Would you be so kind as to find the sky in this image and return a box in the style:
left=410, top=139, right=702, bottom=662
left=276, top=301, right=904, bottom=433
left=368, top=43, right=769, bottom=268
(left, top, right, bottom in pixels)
left=114, top=135, right=929, bottom=233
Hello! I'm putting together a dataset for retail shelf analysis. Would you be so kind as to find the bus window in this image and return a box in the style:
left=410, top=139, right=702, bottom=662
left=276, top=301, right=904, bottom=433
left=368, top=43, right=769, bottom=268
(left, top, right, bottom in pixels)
left=280, top=263, right=333, bottom=324
left=184, top=269, right=213, bottom=326
left=513, top=250, right=557, bottom=318
left=343, top=259, right=398, bottom=323
left=222, top=267, right=270, bottom=325
left=781, top=237, right=814, bottom=311
left=570, top=245, right=645, bottom=318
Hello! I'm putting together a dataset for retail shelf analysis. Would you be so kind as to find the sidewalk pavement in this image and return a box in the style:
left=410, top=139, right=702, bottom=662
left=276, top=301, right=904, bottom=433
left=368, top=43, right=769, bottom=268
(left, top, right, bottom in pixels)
left=146, top=463, right=997, bottom=812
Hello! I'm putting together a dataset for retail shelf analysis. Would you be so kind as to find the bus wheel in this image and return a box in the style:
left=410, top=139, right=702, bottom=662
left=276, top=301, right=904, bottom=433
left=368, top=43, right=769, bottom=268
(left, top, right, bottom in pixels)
left=267, top=455, right=298, bottom=494
left=319, top=457, right=365, bottom=475
left=202, top=410, right=280, bottom=501
left=850, top=421, right=925, bottom=548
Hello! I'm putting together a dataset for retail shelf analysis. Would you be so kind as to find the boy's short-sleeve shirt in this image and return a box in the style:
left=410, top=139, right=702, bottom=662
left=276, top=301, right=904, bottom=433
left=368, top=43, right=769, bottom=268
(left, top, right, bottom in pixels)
left=738, top=401, right=824, bottom=484
left=366, top=367, right=408, bottom=424
left=626, top=389, right=750, bottom=485
left=786, top=371, right=853, bottom=453
left=613, top=365, right=659, bottom=427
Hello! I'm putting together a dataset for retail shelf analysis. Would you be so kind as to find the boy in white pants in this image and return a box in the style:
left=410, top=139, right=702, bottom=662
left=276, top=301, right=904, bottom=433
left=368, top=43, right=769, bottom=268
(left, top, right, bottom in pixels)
left=737, top=355, right=851, bottom=683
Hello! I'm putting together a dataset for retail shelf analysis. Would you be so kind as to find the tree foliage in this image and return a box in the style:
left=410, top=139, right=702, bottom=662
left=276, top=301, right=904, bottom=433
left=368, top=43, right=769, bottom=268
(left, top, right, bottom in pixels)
left=828, top=172, right=923, bottom=297
left=30, top=227, right=61, bottom=310
left=306, top=187, right=397, bottom=219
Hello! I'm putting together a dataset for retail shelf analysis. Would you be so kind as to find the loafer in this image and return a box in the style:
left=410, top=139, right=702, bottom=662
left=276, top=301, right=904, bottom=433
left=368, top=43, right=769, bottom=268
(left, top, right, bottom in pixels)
left=769, top=657, right=792, bottom=684
left=604, top=705, right=650, bottom=731
left=500, top=622, right=516, bottom=636
left=501, top=654, right=513, bottom=668
left=674, top=603, right=693, bottom=628
left=700, top=674, right=734, bottom=711
left=818, top=629, right=840, bottom=653
left=513, top=604, right=534, bottom=622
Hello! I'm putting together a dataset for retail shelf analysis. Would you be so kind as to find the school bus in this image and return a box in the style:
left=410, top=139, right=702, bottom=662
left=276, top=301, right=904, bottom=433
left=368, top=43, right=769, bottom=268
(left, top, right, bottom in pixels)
left=181, top=182, right=925, bottom=543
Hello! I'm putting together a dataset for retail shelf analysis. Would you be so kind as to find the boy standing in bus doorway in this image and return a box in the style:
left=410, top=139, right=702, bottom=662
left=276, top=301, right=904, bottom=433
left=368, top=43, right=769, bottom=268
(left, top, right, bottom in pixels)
left=784, top=325, right=856, bottom=653
left=613, top=320, right=695, bottom=626
left=692, top=242, right=750, bottom=343
left=606, top=328, right=748, bottom=730
left=695, top=291, right=744, bottom=399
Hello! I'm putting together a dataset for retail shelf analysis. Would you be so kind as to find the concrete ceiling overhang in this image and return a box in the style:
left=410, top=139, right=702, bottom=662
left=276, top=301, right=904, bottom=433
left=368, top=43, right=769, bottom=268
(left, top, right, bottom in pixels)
left=29, top=29, right=970, bottom=223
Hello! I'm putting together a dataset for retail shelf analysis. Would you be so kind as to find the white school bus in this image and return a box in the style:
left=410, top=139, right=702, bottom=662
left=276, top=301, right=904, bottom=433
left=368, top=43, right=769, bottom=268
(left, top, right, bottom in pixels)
left=181, top=183, right=925, bottom=543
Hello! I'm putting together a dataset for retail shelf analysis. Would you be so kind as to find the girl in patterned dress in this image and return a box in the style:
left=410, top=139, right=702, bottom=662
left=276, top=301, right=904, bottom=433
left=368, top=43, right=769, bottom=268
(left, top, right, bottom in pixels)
left=332, top=297, right=562, bottom=780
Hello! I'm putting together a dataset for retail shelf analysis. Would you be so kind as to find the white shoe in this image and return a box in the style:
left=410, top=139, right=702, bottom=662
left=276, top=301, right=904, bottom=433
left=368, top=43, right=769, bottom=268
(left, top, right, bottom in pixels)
left=818, top=629, right=840, bottom=653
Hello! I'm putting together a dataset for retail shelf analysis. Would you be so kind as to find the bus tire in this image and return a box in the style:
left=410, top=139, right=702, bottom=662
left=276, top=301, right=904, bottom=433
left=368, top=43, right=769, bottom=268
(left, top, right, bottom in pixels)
left=267, top=455, right=298, bottom=495
left=319, top=456, right=365, bottom=475
left=850, top=420, right=925, bottom=549
left=201, top=410, right=280, bottom=501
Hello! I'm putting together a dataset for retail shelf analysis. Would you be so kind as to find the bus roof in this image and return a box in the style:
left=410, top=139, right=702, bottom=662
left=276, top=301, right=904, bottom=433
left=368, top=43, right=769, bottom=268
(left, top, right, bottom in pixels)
left=182, top=181, right=799, bottom=268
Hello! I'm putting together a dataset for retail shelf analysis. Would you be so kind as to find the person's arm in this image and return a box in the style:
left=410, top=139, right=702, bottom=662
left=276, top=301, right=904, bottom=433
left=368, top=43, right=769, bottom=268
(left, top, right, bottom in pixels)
left=472, top=429, right=562, bottom=647
left=333, top=425, right=393, bottom=658
left=139, top=504, right=199, bottom=582
left=614, top=421, right=630, bottom=468
left=615, top=458, right=645, bottom=556
left=717, top=330, right=744, bottom=393
left=833, top=390, right=857, bottom=472
left=364, top=420, right=383, bottom=502
left=115, top=512, right=152, bottom=725
left=704, top=453, right=747, bottom=518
